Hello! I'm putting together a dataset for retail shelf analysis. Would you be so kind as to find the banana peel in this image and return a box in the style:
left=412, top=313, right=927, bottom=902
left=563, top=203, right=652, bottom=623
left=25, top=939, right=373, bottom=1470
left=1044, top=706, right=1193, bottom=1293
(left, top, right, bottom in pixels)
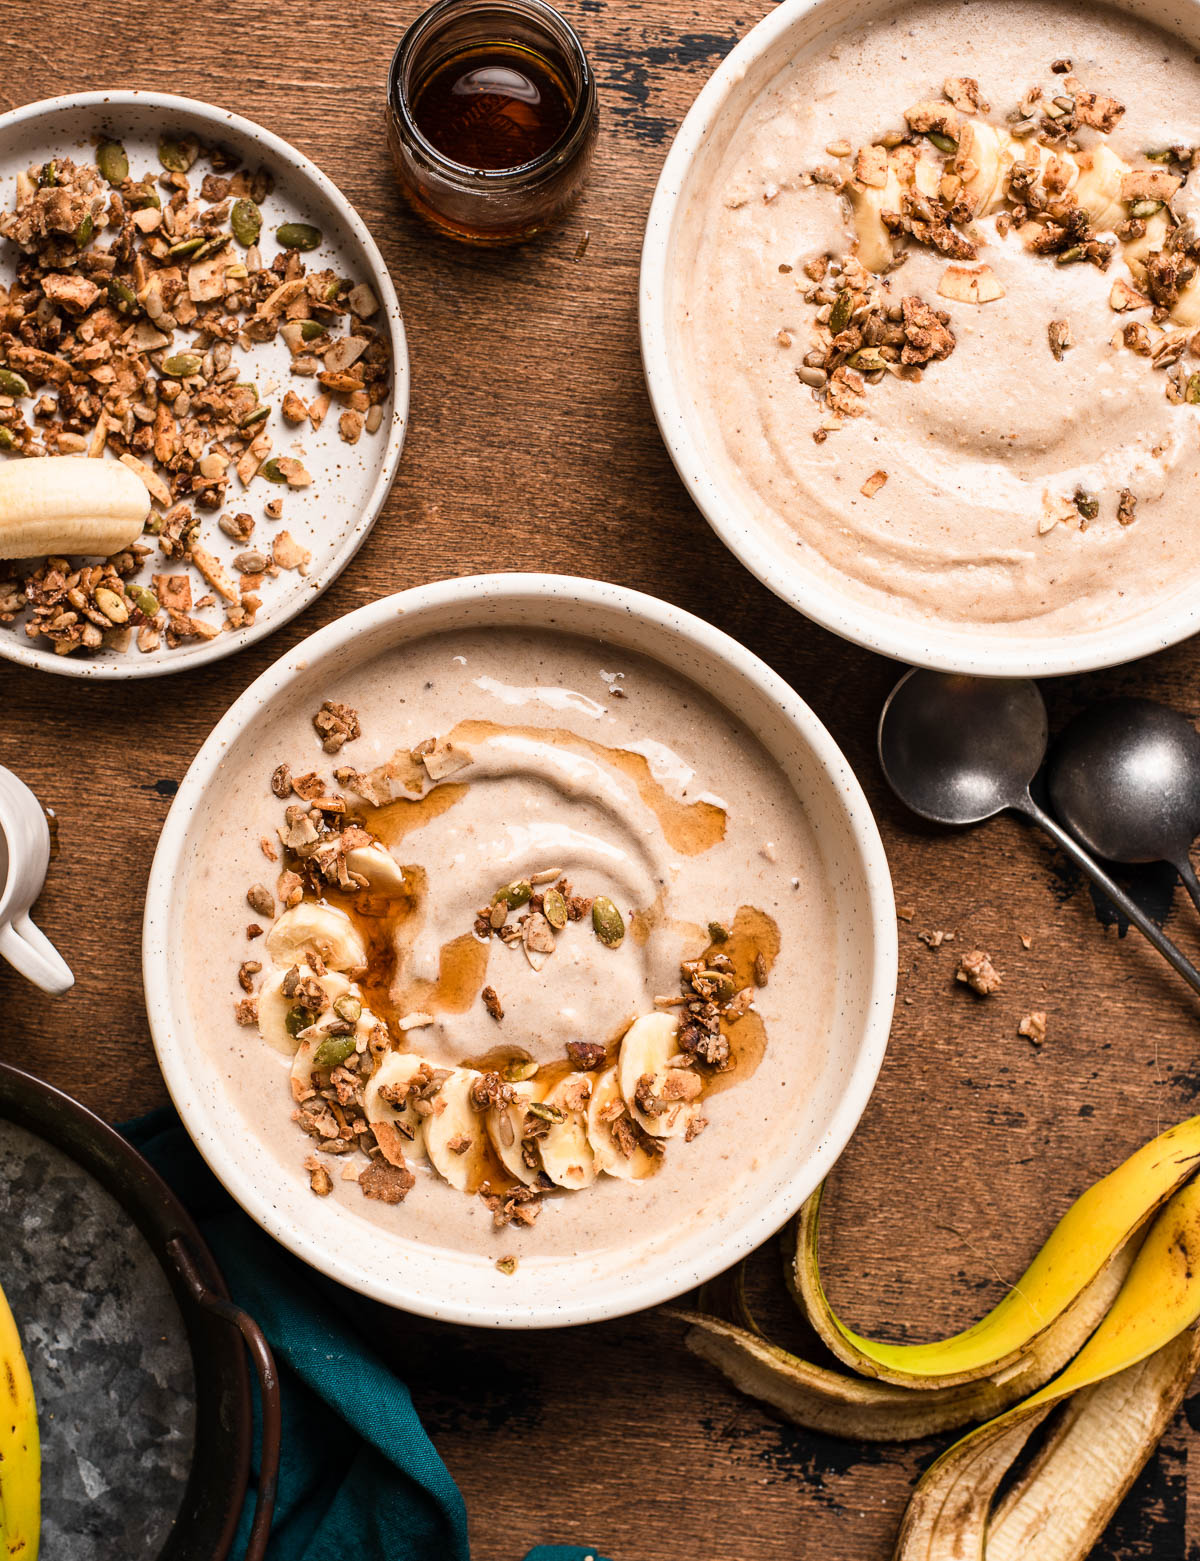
left=792, top=1115, right=1200, bottom=1388
left=894, top=1173, right=1200, bottom=1560
left=682, top=1233, right=1134, bottom=1441
left=0, top=1279, right=39, bottom=1561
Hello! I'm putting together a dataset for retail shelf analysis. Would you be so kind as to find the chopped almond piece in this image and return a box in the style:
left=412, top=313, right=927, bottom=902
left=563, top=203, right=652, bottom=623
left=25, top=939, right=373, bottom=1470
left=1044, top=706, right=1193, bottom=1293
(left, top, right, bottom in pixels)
left=272, top=530, right=311, bottom=574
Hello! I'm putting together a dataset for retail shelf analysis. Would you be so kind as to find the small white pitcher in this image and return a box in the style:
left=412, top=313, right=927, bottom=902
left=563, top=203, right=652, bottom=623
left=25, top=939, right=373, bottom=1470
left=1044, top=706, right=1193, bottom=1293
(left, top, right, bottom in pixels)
left=0, top=765, right=73, bottom=995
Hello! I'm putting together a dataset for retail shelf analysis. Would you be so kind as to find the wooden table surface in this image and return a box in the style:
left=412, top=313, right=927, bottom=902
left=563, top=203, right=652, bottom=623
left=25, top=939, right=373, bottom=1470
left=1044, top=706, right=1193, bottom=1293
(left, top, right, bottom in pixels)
left=4, top=4, right=1200, bottom=1557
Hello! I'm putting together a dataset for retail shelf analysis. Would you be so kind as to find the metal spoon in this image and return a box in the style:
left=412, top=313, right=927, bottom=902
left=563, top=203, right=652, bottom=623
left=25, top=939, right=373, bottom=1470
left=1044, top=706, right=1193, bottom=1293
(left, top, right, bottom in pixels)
left=1047, top=697, right=1200, bottom=914
left=878, top=669, right=1200, bottom=998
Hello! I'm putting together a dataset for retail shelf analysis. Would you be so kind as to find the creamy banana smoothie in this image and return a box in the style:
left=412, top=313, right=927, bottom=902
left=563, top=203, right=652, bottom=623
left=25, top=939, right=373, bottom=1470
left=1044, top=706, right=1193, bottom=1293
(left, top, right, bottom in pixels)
left=185, top=630, right=835, bottom=1262
left=674, top=0, right=1200, bottom=633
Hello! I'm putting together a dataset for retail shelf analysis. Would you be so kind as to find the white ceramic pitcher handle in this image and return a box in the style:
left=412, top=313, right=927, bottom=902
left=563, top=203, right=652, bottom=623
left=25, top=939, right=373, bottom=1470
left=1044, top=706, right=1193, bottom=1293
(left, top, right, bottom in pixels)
left=0, top=913, right=74, bottom=995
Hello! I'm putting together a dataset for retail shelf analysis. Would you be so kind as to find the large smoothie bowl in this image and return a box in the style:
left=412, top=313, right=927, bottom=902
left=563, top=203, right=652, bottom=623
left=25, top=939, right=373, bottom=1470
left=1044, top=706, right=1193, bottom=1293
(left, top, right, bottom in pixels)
left=142, top=574, right=894, bottom=1327
left=641, top=0, right=1200, bottom=675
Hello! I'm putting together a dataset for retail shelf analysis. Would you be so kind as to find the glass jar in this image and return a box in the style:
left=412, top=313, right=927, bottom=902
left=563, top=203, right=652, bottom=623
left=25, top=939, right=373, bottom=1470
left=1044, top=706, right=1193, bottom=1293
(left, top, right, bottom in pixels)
left=386, top=0, right=599, bottom=245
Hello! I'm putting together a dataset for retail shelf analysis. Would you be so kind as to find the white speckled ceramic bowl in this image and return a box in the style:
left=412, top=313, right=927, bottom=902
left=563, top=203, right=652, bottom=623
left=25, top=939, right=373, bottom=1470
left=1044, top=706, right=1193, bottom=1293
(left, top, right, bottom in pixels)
left=0, top=91, right=408, bottom=679
left=639, top=0, right=1200, bottom=677
left=143, top=573, right=895, bottom=1327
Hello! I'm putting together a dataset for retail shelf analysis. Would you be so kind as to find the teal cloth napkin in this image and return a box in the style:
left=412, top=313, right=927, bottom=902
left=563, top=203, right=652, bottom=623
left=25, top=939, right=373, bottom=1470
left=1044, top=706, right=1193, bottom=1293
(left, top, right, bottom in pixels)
left=124, top=1109, right=610, bottom=1561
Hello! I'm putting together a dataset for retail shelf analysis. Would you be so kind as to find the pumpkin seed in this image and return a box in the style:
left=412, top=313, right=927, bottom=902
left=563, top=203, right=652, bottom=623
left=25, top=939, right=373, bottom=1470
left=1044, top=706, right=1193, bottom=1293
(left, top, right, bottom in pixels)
left=495, top=1256, right=518, bottom=1276
left=130, top=585, right=160, bottom=617
left=129, top=180, right=161, bottom=210
left=93, top=586, right=129, bottom=624
left=260, top=458, right=289, bottom=484
left=848, top=347, right=887, bottom=372
left=158, top=136, right=196, bottom=172
left=1073, top=490, right=1100, bottom=522
left=543, top=887, right=568, bottom=930
left=707, top=920, right=730, bottom=944
left=926, top=130, right=958, bottom=155
left=74, top=213, right=94, bottom=249
left=1186, top=374, right=1200, bottom=406
left=167, top=236, right=203, bottom=257
left=333, top=993, right=362, bottom=1023
left=1055, top=246, right=1085, bottom=265
left=0, top=427, right=15, bottom=450
left=38, top=161, right=57, bottom=187
left=528, top=1101, right=565, bottom=1124
left=285, top=1006, right=309, bottom=1038
left=494, top=878, right=532, bottom=909
left=1129, top=199, right=1164, bottom=219
left=108, top=277, right=139, bottom=314
left=324, top=277, right=345, bottom=300
left=503, top=1059, right=540, bottom=1083
left=0, top=369, right=31, bottom=398
left=96, top=140, right=129, bottom=185
left=230, top=197, right=262, bottom=246
left=237, top=403, right=270, bottom=429
left=592, top=896, right=625, bottom=948
left=276, top=222, right=322, bottom=252
left=1145, top=147, right=1175, bottom=162
left=162, top=353, right=202, bottom=378
left=300, top=319, right=326, bottom=341
left=828, top=290, right=853, bottom=335
left=313, top=1033, right=357, bottom=1070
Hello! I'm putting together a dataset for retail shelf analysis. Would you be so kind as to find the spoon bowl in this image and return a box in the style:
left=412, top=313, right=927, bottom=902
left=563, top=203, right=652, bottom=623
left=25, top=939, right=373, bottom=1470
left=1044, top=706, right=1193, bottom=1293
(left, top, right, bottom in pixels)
left=1048, top=698, right=1200, bottom=866
left=878, top=670, right=1048, bottom=825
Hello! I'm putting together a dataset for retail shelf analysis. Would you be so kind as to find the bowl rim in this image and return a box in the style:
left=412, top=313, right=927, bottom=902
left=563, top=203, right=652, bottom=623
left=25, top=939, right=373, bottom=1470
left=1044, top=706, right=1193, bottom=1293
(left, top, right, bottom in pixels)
left=637, top=0, right=1200, bottom=678
left=142, top=571, right=897, bottom=1327
left=0, top=88, right=410, bottom=682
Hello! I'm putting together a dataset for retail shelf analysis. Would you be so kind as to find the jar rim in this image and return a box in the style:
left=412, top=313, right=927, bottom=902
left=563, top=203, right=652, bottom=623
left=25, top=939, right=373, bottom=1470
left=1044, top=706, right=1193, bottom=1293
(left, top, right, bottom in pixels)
left=387, top=0, right=597, bottom=184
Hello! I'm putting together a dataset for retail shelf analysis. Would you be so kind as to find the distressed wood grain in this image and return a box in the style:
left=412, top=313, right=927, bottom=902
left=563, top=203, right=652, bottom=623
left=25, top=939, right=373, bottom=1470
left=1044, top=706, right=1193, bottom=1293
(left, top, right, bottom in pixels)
left=2, top=2, right=1199, bottom=1556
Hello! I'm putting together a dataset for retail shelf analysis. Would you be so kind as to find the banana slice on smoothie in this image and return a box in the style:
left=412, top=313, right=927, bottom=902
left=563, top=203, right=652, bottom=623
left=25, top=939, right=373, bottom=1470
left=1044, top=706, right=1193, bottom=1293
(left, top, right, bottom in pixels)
left=345, top=842, right=407, bottom=897
left=486, top=1081, right=544, bottom=1186
left=364, top=1050, right=434, bottom=1154
left=1071, top=142, right=1129, bottom=231
left=846, top=158, right=904, bottom=271
left=538, top=1074, right=598, bottom=1190
left=257, top=964, right=354, bottom=1054
left=424, top=1069, right=490, bottom=1191
left=618, top=1012, right=704, bottom=1139
left=587, top=1066, right=661, bottom=1180
left=266, top=901, right=367, bottom=971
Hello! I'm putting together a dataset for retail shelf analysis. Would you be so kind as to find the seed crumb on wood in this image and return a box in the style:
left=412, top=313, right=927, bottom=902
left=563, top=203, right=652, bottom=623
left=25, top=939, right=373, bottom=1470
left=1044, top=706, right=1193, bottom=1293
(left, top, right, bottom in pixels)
left=1019, top=1011, right=1048, bottom=1044
left=919, top=928, right=954, bottom=948
left=957, top=948, right=1002, bottom=995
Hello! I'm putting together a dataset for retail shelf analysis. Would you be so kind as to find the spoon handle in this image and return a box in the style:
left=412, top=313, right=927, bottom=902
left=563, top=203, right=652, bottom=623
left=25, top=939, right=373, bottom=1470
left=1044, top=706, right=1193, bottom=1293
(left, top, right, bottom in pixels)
left=1014, top=792, right=1200, bottom=999
left=1176, top=855, right=1200, bottom=919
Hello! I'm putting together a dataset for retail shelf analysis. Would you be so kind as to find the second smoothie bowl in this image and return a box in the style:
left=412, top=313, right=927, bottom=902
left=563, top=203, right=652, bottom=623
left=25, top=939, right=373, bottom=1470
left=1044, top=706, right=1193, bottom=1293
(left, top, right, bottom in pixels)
left=641, top=0, right=1200, bottom=676
left=143, top=574, right=894, bottom=1327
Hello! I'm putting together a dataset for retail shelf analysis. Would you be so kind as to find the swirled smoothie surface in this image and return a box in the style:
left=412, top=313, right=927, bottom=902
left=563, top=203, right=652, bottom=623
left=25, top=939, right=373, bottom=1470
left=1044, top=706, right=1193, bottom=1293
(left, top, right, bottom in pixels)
left=675, top=0, right=1200, bottom=633
left=185, top=629, right=836, bottom=1260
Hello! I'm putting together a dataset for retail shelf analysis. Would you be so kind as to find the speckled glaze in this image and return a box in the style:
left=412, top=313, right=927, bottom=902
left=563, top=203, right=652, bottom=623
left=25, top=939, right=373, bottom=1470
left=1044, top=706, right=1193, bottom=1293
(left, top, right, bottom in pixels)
left=143, top=573, right=896, bottom=1329
left=0, top=92, right=409, bottom=681
left=640, top=0, right=1200, bottom=677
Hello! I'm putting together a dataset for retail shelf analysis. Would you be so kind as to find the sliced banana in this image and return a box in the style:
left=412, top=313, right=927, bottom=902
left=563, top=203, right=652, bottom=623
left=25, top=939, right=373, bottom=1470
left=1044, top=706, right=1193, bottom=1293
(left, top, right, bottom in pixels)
left=0, top=454, right=150, bottom=561
left=1124, top=209, right=1171, bottom=285
left=364, top=1050, right=433, bottom=1155
left=846, top=162, right=903, bottom=272
left=587, top=1066, right=661, bottom=1181
left=538, top=1074, right=598, bottom=1190
left=257, top=964, right=352, bottom=1054
left=955, top=120, right=1011, bottom=214
left=486, top=1081, right=544, bottom=1186
left=1071, top=142, right=1128, bottom=232
left=423, top=1068, right=490, bottom=1191
left=618, top=1012, right=703, bottom=1140
left=266, top=901, right=367, bottom=972
left=345, top=842, right=407, bottom=897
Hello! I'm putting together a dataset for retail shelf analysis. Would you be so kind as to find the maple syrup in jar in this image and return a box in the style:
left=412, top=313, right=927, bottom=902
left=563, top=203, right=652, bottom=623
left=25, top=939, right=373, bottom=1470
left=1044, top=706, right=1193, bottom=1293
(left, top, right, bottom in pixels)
left=387, top=0, right=598, bottom=244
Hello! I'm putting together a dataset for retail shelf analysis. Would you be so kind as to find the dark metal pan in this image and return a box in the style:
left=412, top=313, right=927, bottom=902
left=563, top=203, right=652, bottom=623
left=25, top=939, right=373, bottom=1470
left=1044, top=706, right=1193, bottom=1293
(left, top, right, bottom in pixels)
left=0, top=1060, right=279, bottom=1560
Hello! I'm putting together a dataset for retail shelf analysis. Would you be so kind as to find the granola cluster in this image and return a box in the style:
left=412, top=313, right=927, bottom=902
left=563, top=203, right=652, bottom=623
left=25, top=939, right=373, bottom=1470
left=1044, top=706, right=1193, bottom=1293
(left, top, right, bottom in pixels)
left=0, top=136, right=389, bottom=654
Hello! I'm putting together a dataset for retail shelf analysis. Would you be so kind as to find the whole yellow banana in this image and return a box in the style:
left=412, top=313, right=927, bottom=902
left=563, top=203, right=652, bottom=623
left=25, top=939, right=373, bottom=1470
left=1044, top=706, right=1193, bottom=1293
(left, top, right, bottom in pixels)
left=0, top=1280, right=39, bottom=1561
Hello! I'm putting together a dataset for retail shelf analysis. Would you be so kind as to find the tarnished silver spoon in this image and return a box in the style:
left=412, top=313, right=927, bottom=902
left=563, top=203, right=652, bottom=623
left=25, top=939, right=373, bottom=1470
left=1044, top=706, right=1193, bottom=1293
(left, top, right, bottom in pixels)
left=1047, top=697, right=1200, bottom=914
left=878, top=669, right=1200, bottom=998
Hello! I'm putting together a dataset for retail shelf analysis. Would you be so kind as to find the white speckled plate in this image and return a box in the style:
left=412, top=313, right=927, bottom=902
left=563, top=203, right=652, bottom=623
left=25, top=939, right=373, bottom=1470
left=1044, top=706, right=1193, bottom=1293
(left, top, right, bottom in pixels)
left=143, top=573, right=896, bottom=1329
left=0, top=91, right=409, bottom=680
